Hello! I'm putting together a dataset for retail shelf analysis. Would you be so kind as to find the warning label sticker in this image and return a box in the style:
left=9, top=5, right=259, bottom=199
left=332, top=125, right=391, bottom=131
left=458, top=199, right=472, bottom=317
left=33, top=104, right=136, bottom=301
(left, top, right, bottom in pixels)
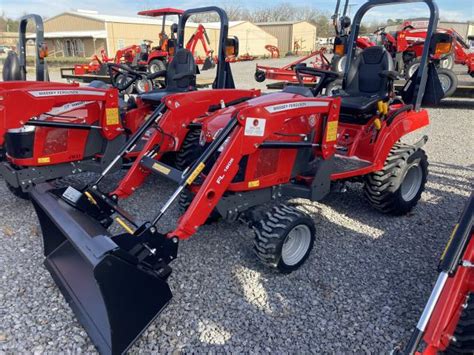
left=244, top=118, right=266, bottom=137
left=106, top=108, right=119, bottom=126
left=326, top=121, right=338, bottom=142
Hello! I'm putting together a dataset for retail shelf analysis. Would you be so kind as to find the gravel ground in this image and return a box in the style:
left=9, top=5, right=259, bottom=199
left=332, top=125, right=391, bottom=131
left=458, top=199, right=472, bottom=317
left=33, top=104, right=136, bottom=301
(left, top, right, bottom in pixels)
left=0, top=59, right=473, bottom=353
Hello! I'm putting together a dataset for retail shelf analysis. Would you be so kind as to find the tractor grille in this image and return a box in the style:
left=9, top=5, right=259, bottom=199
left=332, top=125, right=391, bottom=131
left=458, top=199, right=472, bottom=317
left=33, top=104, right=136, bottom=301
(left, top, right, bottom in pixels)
left=254, top=149, right=279, bottom=179
left=42, top=128, right=68, bottom=156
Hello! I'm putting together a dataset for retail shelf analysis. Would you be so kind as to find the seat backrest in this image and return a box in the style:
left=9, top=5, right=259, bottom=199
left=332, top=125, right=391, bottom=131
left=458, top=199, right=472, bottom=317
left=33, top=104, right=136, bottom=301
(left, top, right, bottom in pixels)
left=2, top=51, right=24, bottom=81
left=166, top=48, right=197, bottom=90
left=344, top=46, right=393, bottom=97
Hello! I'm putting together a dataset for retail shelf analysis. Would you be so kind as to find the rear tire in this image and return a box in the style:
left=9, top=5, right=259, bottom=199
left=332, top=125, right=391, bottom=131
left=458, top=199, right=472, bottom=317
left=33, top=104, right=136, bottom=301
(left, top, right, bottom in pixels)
left=405, top=58, right=421, bottom=79
left=325, top=79, right=343, bottom=96
left=364, top=143, right=428, bottom=215
left=331, top=55, right=347, bottom=73
left=437, top=68, right=458, bottom=98
left=148, top=59, right=166, bottom=74
left=253, top=204, right=315, bottom=273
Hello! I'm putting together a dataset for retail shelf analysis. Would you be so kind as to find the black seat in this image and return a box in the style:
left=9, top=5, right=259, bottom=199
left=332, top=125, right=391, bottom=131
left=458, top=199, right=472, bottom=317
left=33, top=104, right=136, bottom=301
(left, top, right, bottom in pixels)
left=340, top=46, right=394, bottom=116
left=140, top=48, right=197, bottom=105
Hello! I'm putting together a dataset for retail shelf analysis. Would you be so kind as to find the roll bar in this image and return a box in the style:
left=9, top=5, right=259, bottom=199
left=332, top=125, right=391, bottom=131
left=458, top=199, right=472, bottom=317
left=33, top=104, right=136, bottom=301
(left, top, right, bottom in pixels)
left=177, top=7, right=234, bottom=89
left=19, top=14, right=47, bottom=81
left=343, top=0, right=439, bottom=111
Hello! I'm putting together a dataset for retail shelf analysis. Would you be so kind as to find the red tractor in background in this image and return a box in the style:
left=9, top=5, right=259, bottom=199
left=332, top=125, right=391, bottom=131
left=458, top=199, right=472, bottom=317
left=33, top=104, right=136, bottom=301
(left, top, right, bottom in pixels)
left=0, top=7, right=243, bottom=199
left=28, top=1, right=450, bottom=354
left=401, top=193, right=474, bottom=355
left=72, top=8, right=184, bottom=77
left=389, top=23, right=474, bottom=78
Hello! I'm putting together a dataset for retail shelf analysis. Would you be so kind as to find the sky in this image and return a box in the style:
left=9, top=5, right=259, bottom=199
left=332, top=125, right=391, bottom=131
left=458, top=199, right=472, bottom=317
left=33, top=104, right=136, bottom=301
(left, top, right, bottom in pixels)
left=2, top=0, right=473, bottom=22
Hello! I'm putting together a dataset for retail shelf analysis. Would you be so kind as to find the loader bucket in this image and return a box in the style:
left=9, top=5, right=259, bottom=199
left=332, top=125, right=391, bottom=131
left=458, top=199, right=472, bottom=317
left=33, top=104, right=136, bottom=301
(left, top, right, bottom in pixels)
left=30, top=184, right=172, bottom=355
left=202, top=56, right=215, bottom=71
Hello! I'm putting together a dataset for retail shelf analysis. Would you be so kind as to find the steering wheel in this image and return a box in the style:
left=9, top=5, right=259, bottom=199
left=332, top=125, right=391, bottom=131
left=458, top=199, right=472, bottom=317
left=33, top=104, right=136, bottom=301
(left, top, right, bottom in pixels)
left=108, top=63, right=142, bottom=92
left=402, top=24, right=415, bottom=31
left=108, top=64, right=166, bottom=93
left=373, top=27, right=386, bottom=35
left=295, top=65, right=340, bottom=96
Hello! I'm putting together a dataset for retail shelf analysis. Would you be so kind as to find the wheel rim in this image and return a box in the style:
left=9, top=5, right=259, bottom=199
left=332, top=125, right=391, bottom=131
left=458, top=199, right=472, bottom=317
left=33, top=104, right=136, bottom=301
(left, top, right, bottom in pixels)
left=149, top=64, right=157, bottom=73
left=440, top=55, right=453, bottom=69
left=327, top=83, right=342, bottom=96
left=400, top=163, right=423, bottom=202
left=281, top=224, right=312, bottom=266
left=438, top=74, right=451, bottom=93
left=408, top=63, right=420, bottom=78
left=337, top=56, right=347, bottom=73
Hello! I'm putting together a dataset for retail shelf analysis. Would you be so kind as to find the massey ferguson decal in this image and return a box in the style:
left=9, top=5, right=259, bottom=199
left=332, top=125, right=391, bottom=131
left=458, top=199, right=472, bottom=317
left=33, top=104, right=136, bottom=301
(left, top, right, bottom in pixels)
left=28, top=90, right=106, bottom=97
left=43, top=101, right=92, bottom=117
left=265, top=101, right=329, bottom=113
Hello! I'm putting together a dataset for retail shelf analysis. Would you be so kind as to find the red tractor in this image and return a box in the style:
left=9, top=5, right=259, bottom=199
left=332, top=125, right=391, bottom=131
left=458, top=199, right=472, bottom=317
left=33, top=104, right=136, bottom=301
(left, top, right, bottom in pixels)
left=71, top=8, right=184, bottom=77
left=0, top=7, right=243, bottom=199
left=401, top=193, right=474, bottom=354
left=396, top=24, right=474, bottom=78
left=28, top=1, right=449, bottom=354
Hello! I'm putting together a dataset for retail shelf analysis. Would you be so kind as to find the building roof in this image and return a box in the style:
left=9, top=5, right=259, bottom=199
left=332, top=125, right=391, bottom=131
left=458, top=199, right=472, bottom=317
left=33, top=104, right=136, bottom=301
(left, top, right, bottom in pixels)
left=46, top=10, right=186, bottom=26
left=255, top=20, right=308, bottom=26
left=27, top=30, right=107, bottom=39
left=203, top=21, right=246, bottom=29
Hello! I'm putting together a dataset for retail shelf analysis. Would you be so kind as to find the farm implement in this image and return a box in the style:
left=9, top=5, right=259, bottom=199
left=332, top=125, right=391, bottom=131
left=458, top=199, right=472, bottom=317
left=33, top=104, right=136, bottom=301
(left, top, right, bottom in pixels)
left=0, top=7, right=246, bottom=198
left=401, top=193, right=474, bottom=354
left=26, top=1, right=450, bottom=353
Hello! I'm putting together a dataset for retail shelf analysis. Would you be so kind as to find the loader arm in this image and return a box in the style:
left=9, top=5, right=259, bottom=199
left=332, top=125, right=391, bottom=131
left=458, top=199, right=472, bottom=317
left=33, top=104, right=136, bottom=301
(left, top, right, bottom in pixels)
left=112, top=89, right=261, bottom=198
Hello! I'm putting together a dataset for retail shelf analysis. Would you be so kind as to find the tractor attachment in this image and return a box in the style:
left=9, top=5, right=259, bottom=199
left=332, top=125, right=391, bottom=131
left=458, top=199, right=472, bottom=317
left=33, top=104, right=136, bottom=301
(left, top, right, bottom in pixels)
left=30, top=108, right=241, bottom=354
left=401, top=193, right=474, bottom=354
left=31, top=184, right=175, bottom=355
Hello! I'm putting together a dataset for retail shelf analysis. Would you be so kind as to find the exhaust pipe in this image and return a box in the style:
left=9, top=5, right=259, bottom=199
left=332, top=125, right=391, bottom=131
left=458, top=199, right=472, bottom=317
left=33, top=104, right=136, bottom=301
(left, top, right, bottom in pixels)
left=30, top=183, right=173, bottom=355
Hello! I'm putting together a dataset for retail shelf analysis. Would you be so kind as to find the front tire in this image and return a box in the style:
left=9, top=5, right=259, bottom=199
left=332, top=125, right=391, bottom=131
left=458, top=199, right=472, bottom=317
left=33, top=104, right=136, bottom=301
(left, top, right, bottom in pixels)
left=253, top=204, right=315, bottom=273
left=364, top=143, right=428, bottom=215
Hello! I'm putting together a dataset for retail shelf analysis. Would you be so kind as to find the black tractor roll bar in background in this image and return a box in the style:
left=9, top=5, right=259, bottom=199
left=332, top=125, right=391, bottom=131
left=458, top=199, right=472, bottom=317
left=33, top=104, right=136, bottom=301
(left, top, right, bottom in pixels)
left=343, top=0, right=439, bottom=111
left=19, top=14, right=47, bottom=81
left=177, top=7, right=234, bottom=89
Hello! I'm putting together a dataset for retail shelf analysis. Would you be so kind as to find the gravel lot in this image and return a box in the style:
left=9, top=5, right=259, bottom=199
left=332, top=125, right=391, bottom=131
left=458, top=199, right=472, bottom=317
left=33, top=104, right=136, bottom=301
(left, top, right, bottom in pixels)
left=0, top=59, right=473, bottom=353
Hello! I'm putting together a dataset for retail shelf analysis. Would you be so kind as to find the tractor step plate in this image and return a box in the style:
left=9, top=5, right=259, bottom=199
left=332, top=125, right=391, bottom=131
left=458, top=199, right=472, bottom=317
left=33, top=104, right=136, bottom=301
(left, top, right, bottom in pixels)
left=332, top=155, right=373, bottom=174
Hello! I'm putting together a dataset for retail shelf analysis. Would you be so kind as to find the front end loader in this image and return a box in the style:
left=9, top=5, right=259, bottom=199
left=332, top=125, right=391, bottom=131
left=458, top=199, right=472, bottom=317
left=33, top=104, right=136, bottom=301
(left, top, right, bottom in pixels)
left=401, top=193, right=474, bottom=354
left=28, top=0, right=448, bottom=353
